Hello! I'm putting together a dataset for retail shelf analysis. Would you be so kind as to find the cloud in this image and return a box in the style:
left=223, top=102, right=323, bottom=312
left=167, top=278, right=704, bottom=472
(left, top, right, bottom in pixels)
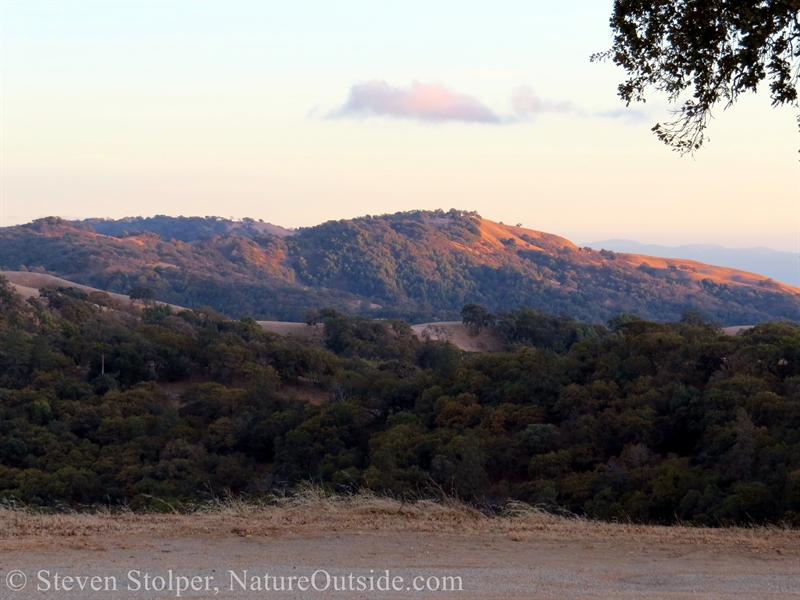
left=594, top=107, right=650, bottom=122
left=327, top=80, right=649, bottom=126
left=329, top=80, right=501, bottom=124
left=512, top=85, right=649, bottom=122
left=512, top=86, right=575, bottom=116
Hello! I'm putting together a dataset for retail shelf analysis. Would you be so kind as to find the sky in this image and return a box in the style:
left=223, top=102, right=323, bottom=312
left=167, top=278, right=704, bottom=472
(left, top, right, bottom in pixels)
left=1, top=1, right=798, bottom=251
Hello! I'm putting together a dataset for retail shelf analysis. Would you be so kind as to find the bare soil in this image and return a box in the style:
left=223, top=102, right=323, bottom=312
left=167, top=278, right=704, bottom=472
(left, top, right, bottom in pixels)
left=257, top=321, right=324, bottom=345
left=722, top=325, right=754, bottom=335
left=411, top=321, right=504, bottom=353
left=1, top=493, right=798, bottom=599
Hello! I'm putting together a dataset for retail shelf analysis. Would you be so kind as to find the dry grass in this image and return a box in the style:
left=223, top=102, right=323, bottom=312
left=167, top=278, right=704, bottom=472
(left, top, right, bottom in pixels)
left=257, top=320, right=503, bottom=353
left=412, top=322, right=504, bottom=353
left=723, top=325, right=754, bottom=335
left=1, top=271, right=134, bottom=305
left=1, top=271, right=186, bottom=311
left=257, top=321, right=324, bottom=346
left=1, top=489, right=798, bottom=556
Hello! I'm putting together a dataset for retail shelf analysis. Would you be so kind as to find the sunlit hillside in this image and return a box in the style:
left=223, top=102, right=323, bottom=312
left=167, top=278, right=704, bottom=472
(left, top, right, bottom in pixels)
left=0, top=210, right=798, bottom=324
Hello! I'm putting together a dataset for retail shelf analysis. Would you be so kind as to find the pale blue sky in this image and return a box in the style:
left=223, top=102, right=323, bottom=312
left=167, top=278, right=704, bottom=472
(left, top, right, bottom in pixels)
left=2, top=1, right=798, bottom=250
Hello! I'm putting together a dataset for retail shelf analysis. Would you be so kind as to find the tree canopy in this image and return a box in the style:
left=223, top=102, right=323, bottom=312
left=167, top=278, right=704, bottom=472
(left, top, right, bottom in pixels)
left=596, top=0, right=800, bottom=153
left=3, top=276, right=800, bottom=526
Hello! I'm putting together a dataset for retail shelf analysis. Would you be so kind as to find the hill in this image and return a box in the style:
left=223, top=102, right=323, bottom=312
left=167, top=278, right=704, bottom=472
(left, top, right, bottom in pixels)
left=0, top=273, right=520, bottom=354
left=585, top=238, right=800, bottom=288
left=0, top=217, right=361, bottom=321
left=3, top=273, right=800, bottom=527
left=83, top=215, right=295, bottom=242
left=0, top=271, right=188, bottom=311
left=1, top=210, right=799, bottom=325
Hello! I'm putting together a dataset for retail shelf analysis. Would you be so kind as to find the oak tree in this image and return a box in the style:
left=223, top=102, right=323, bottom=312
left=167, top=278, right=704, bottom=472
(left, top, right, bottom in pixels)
left=595, top=0, right=800, bottom=152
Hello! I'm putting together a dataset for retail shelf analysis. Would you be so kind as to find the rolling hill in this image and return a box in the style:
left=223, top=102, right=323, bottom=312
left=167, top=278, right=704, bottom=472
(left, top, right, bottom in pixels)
left=4, top=221, right=800, bottom=528
left=585, top=238, right=800, bottom=288
left=1, top=210, right=798, bottom=325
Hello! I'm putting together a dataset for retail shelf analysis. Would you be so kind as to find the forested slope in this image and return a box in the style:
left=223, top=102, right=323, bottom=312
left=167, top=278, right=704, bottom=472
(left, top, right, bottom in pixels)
left=1, top=276, right=800, bottom=526
left=1, top=210, right=798, bottom=324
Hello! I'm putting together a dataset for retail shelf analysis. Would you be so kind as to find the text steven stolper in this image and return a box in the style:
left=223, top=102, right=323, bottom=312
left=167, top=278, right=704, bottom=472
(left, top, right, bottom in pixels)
left=6, top=568, right=464, bottom=596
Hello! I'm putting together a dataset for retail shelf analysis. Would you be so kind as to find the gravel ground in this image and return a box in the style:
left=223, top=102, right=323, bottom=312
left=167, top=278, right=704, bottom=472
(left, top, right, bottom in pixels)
left=3, top=530, right=799, bottom=599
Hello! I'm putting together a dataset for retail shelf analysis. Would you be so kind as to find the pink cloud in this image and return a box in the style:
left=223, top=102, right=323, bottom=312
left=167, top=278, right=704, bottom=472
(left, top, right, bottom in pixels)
left=330, top=80, right=500, bottom=124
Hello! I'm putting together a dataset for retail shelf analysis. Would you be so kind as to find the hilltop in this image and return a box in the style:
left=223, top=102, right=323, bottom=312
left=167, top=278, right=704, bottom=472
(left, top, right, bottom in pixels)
left=0, top=210, right=798, bottom=324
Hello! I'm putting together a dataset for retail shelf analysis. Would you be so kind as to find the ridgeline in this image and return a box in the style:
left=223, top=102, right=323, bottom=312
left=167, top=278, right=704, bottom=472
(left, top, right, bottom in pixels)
left=1, top=210, right=798, bottom=324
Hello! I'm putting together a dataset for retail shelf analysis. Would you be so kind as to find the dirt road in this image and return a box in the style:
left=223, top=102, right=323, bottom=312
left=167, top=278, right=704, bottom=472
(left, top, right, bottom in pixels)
left=1, top=496, right=798, bottom=599
left=4, top=530, right=800, bottom=599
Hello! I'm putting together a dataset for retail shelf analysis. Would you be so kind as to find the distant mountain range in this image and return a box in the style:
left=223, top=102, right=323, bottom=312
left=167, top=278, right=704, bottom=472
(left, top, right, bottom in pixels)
left=585, top=239, right=800, bottom=288
left=1, top=211, right=799, bottom=325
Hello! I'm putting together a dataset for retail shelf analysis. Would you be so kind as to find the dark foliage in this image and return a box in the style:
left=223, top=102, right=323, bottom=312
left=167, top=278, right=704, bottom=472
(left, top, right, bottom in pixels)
left=2, top=276, right=800, bottom=526
left=595, top=0, right=800, bottom=152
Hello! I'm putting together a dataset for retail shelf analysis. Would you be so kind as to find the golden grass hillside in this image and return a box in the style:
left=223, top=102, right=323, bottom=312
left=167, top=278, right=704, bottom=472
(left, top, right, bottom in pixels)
left=1, top=489, right=798, bottom=556
left=0, top=271, right=186, bottom=310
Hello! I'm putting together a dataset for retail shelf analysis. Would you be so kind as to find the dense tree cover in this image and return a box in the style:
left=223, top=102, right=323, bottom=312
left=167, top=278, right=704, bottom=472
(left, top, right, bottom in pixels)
left=2, top=211, right=800, bottom=326
left=84, top=215, right=293, bottom=242
left=2, top=278, right=800, bottom=526
left=285, top=211, right=800, bottom=324
left=0, top=217, right=363, bottom=321
left=595, top=0, right=800, bottom=152
left=495, top=308, right=606, bottom=352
